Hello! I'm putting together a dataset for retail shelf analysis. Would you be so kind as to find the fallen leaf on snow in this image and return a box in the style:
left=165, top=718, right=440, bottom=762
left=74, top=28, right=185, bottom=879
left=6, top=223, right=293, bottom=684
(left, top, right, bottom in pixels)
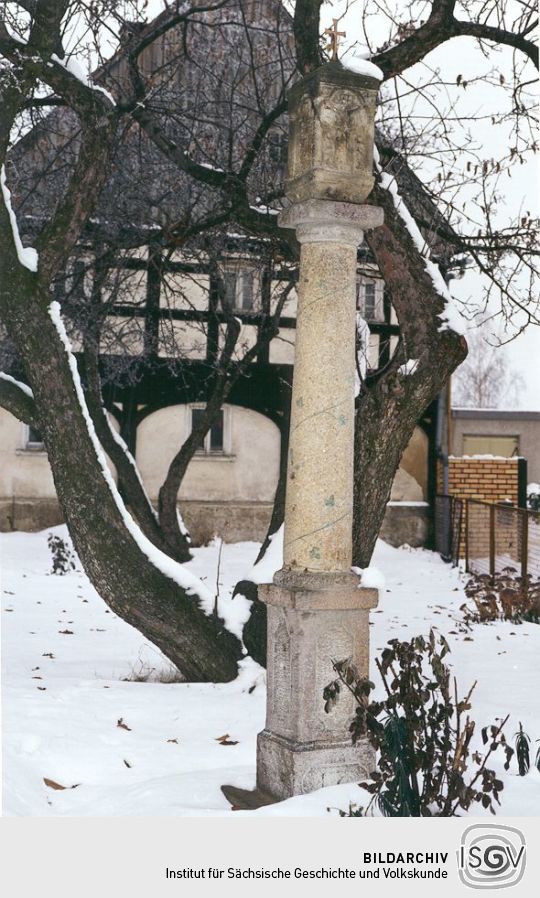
left=215, top=734, right=239, bottom=746
left=43, top=778, right=79, bottom=791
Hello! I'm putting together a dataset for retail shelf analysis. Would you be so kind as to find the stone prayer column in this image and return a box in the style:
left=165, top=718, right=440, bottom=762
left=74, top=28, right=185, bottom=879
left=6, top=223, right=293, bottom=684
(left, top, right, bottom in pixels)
left=256, top=61, right=384, bottom=801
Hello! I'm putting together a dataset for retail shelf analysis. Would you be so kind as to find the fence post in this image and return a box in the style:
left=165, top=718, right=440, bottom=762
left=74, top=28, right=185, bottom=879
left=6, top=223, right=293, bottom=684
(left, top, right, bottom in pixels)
left=521, top=509, right=529, bottom=593
left=489, top=504, right=496, bottom=581
left=465, top=499, right=469, bottom=572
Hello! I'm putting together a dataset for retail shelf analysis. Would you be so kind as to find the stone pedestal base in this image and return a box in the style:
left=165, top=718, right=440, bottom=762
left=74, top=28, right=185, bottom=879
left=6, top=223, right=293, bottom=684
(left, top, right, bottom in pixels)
left=257, top=730, right=374, bottom=802
left=256, top=570, right=378, bottom=801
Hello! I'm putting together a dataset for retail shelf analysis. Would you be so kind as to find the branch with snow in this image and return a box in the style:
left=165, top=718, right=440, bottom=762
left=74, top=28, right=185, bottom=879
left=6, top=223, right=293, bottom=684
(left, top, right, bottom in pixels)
left=374, top=148, right=467, bottom=337
left=248, top=524, right=283, bottom=585
left=0, top=372, right=37, bottom=427
left=1, top=166, right=38, bottom=272
left=48, top=301, right=213, bottom=610
left=51, top=53, right=116, bottom=105
left=355, top=312, right=370, bottom=396
left=397, top=358, right=419, bottom=376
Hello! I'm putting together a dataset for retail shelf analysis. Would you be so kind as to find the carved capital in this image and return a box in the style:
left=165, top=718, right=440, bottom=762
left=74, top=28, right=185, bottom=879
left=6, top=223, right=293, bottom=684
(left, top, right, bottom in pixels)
left=279, top=200, right=383, bottom=246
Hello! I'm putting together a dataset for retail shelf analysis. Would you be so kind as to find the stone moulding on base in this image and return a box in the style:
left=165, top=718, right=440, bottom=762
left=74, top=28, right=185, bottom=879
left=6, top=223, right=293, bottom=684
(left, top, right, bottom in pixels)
left=257, top=729, right=374, bottom=803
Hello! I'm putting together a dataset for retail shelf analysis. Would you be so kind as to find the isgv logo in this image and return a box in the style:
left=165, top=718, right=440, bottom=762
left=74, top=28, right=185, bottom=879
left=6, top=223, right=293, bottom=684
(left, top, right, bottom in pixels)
left=458, top=825, right=526, bottom=889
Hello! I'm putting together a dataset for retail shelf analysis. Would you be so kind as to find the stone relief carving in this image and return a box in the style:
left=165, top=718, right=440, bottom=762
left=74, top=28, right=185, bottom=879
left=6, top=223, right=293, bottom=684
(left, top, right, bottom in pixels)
left=286, top=69, right=378, bottom=203
left=315, top=624, right=354, bottom=734
left=270, top=614, right=292, bottom=735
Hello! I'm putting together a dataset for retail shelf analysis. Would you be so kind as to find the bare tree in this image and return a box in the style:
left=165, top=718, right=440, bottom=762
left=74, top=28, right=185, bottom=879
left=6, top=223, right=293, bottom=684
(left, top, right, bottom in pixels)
left=1, top=0, right=537, bottom=675
left=452, top=328, right=526, bottom=408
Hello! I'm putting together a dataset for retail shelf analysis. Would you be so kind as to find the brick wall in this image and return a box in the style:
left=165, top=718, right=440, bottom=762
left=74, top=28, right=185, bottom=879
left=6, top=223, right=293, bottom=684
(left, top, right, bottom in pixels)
left=438, top=457, right=526, bottom=506
left=437, top=457, right=527, bottom=564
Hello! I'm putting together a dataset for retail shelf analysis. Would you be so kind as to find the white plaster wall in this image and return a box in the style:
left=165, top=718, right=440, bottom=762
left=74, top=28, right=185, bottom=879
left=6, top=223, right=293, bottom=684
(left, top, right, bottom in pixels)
left=1, top=397, right=425, bottom=510
left=0, top=408, right=119, bottom=499
left=136, top=404, right=280, bottom=502
left=160, top=320, right=207, bottom=358
left=390, top=426, right=429, bottom=501
left=0, top=409, right=56, bottom=498
left=164, top=273, right=210, bottom=311
left=269, top=327, right=295, bottom=364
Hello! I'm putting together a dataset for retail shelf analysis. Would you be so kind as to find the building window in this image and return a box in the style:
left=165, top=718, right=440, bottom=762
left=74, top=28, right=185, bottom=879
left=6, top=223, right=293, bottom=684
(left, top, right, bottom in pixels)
left=356, top=279, right=382, bottom=320
left=268, top=130, right=287, bottom=166
left=191, top=406, right=227, bottom=454
left=462, top=435, right=519, bottom=457
left=223, top=269, right=255, bottom=311
left=24, top=424, right=45, bottom=451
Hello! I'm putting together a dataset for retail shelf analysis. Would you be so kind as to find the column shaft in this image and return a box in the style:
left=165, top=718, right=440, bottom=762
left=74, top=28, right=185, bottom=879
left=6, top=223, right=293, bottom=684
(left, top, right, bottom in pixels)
left=284, top=239, right=358, bottom=572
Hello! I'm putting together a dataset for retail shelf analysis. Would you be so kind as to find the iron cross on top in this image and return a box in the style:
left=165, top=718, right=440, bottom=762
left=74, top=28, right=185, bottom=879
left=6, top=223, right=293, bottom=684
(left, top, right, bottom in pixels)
left=324, top=18, right=346, bottom=61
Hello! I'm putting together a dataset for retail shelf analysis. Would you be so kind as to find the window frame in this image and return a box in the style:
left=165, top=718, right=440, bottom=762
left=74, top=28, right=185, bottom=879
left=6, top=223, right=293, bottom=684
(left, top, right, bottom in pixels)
left=189, top=404, right=232, bottom=457
left=22, top=423, right=45, bottom=452
left=221, top=264, right=258, bottom=313
left=462, top=434, right=520, bottom=458
left=356, top=276, right=383, bottom=321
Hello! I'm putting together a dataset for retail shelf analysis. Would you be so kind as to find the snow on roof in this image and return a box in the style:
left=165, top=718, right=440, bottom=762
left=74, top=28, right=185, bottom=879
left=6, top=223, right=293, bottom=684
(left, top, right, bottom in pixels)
left=387, top=501, right=429, bottom=507
left=452, top=407, right=540, bottom=416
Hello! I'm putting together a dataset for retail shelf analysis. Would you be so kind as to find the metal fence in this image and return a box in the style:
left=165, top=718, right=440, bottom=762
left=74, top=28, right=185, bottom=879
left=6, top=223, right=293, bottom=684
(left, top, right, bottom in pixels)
left=434, top=494, right=463, bottom=565
left=435, top=495, right=540, bottom=580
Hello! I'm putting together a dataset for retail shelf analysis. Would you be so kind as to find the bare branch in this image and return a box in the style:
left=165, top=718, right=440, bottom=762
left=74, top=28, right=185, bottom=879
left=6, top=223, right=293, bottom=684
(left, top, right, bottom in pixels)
left=0, top=373, right=37, bottom=427
left=372, top=0, right=538, bottom=79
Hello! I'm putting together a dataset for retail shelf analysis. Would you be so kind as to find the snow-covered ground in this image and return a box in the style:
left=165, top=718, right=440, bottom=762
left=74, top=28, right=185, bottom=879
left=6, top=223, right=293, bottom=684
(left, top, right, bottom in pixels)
left=2, top=528, right=539, bottom=817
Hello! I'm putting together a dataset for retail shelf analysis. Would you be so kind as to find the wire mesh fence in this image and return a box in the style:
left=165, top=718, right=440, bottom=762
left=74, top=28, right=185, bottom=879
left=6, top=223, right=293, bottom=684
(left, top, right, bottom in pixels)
left=434, top=494, right=463, bottom=565
left=529, top=511, right=540, bottom=576
left=465, top=499, right=492, bottom=577
left=435, top=495, right=540, bottom=580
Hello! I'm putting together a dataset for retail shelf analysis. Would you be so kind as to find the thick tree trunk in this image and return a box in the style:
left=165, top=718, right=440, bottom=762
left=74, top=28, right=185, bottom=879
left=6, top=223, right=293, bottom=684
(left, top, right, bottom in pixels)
left=2, top=280, right=242, bottom=682
left=353, top=381, right=426, bottom=567
left=352, top=182, right=467, bottom=566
